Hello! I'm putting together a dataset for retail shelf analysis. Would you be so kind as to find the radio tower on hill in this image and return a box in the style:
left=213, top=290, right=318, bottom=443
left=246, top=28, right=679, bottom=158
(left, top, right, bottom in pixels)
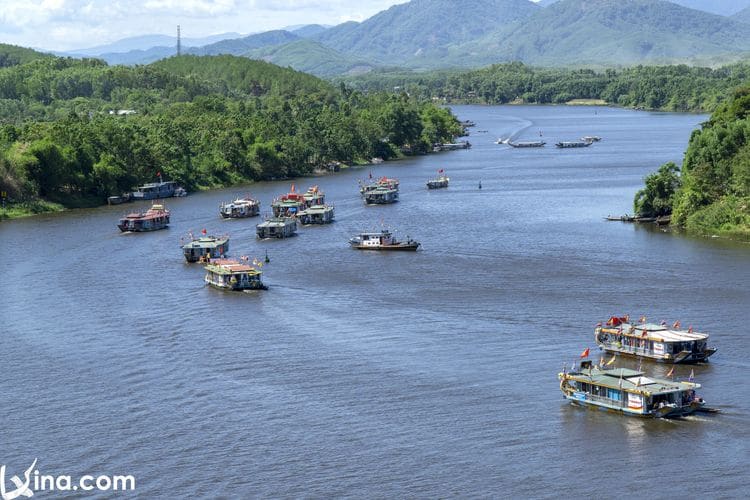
left=177, top=25, right=181, bottom=56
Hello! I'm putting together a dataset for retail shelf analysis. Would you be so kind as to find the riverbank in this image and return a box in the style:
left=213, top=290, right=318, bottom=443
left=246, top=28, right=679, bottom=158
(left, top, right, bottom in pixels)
left=0, top=200, right=65, bottom=220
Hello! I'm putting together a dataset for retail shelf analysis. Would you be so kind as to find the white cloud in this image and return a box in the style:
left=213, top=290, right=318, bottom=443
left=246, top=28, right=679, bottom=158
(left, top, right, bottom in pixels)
left=0, top=0, right=403, bottom=51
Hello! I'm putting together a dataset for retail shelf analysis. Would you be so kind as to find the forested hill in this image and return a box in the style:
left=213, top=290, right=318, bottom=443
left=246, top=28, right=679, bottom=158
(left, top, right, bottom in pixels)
left=635, top=87, right=750, bottom=239
left=312, top=0, right=540, bottom=64
left=0, top=54, right=461, bottom=216
left=0, top=43, right=53, bottom=68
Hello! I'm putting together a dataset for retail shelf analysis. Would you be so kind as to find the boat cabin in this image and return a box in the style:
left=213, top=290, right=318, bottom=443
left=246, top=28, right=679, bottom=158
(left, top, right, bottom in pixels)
left=298, top=205, right=335, bottom=225
left=256, top=217, right=297, bottom=238
left=131, top=181, right=178, bottom=199
left=596, top=317, right=716, bottom=363
left=364, top=187, right=399, bottom=204
left=181, top=235, right=229, bottom=263
left=559, top=361, right=703, bottom=418
left=220, top=198, right=259, bottom=218
left=204, top=259, right=266, bottom=291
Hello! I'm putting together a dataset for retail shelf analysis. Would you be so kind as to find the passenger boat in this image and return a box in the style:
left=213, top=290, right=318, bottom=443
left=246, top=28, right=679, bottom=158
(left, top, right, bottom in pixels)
left=559, top=360, right=706, bottom=418
left=271, top=185, right=311, bottom=217
left=117, top=202, right=170, bottom=232
left=349, top=230, right=420, bottom=251
left=581, top=135, right=602, bottom=142
left=302, top=185, right=325, bottom=207
left=364, top=186, right=399, bottom=204
left=220, top=197, right=260, bottom=218
left=131, top=180, right=179, bottom=200
left=556, top=140, right=593, bottom=148
left=595, top=316, right=716, bottom=364
left=204, top=258, right=267, bottom=291
left=298, top=204, right=335, bottom=225
left=256, top=217, right=297, bottom=238
left=426, top=169, right=449, bottom=189
left=181, top=232, right=229, bottom=263
left=359, top=176, right=399, bottom=195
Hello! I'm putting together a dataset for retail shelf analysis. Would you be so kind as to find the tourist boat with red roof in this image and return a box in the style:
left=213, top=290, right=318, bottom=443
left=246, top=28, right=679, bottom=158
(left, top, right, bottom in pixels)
left=117, top=202, right=170, bottom=232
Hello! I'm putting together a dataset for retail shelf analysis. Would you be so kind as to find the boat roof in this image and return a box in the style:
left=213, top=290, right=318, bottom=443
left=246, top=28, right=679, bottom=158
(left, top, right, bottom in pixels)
left=182, top=236, right=228, bottom=248
left=603, top=322, right=709, bottom=341
left=566, top=366, right=700, bottom=394
left=205, top=259, right=260, bottom=275
left=137, top=181, right=176, bottom=188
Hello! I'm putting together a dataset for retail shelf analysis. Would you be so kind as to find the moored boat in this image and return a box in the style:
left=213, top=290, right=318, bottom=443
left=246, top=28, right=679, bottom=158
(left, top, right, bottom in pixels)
left=298, top=204, right=335, bottom=225
left=181, top=232, right=229, bottom=263
left=349, top=230, right=420, bottom=251
left=220, top=197, right=260, bottom=218
left=581, top=135, right=602, bottom=142
left=117, top=202, right=170, bottom=232
left=595, top=316, right=716, bottom=364
left=131, top=180, right=179, bottom=200
left=204, top=258, right=267, bottom=291
left=256, top=217, right=297, bottom=238
left=426, top=169, right=449, bottom=189
left=559, top=360, right=706, bottom=418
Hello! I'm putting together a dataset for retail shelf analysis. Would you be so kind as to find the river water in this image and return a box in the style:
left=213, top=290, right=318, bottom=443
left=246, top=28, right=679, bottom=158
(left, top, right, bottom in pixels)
left=2, top=105, right=749, bottom=497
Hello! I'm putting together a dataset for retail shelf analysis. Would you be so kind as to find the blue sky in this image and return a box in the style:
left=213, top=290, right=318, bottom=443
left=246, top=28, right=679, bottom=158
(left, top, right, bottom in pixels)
left=0, top=0, right=408, bottom=51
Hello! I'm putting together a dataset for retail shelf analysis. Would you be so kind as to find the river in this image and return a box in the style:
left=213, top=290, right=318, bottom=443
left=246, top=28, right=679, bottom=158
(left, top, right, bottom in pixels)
left=2, top=105, right=749, bottom=497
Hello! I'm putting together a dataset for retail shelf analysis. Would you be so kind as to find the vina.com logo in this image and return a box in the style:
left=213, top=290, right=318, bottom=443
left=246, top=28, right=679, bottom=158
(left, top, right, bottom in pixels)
left=1, top=459, right=135, bottom=498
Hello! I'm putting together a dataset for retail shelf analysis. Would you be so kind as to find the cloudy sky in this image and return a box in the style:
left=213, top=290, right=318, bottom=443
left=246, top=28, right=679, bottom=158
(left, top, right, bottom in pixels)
left=0, top=0, right=408, bottom=51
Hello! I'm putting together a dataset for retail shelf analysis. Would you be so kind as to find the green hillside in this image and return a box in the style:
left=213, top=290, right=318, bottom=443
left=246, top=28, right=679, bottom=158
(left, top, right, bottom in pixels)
left=636, top=87, right=750, bottom=239
left=0, top=43, right=53, bottom=68
left=314, top=0, right=539, bottom=64
left=245, top=40, right=377, bottom=77
left=189, top=30, right=301, bottom=56
left=449, top=0, right=750, bottom=67
left=0, top=54, right=460, bottom=217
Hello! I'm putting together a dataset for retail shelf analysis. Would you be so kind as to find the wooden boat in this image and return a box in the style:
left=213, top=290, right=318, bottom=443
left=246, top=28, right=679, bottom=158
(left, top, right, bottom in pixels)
left=364, top=186, right=399, bottom=204
left=302, top=185, right=325, bottom=207
left=556, top=140, right=592, bottom=148
left=349, top=230, right=420, bottom=251
left=298, top=204, right=335, bottom=225
left=595, top=316, right=716, bottom=364
left=204, top=258, right=266, bottom=291
left=181, top=232, right=229, bottom=263
left=559, top=360, right=707, bottom=418
left=604, top=214, right=636, bottom=222
left=220, top=197, right=260, bottom=218
left=256, top=217, right=297, bottom=238
left=271, top=184, right=321, bottom=217
left=117, top=202, right=170, bottom=232
left=359, top=176, right=399, bottom=195
left=426, top=170, right=449, bottom=189
left=507, top=140, right=546, bottom=148
left=131, top=180, right=178, bottom=200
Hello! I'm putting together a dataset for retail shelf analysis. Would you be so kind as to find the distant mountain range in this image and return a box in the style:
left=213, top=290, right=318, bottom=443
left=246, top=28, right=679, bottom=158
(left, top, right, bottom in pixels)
left=63, top=33, right=242, bottom=57
left=41, top=0, right=750, bottom=75
left=736, top=5, right=750, bottom=21
left=537, top=0, right=750, bottom=16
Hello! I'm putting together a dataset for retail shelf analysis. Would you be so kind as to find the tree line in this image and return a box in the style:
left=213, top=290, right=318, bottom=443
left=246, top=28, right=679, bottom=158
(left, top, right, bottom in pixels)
left=341, top=62, right=750, bottom=113
left=0, top=53, right=461, bottom=211
left=635, top=87, right=750, bottom=239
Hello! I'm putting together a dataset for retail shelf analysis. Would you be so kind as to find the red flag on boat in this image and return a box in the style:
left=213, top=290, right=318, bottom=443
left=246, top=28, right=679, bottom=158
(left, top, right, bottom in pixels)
left=673, top=320, right=681, bottom=329
left=641, top=329, right=648, bottom=337
left=157, top=171, right=161, bottom=178
left=580, top=347, right=590, bottom=359
left=688, top=325, right=693, bottom=333
left=201, top=228, right=207, bottom=235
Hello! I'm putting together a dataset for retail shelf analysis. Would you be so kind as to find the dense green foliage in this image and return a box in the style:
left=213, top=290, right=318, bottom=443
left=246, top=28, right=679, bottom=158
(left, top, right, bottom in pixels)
left=637, top=87, right=750, bottom=238
left=0, top=43, right=52, bottom=68
left=0, top=54, right=461, bottom=213
left=634, top=162, right=681, bottom=217
left=245, top=40, right=376, bottom=77
left=342, top=62, right=750, bottom=112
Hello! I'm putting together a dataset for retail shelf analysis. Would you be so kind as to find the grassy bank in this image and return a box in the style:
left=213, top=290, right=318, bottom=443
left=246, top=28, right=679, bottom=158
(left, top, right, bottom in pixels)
left=0, top=200, right=65, bottom=220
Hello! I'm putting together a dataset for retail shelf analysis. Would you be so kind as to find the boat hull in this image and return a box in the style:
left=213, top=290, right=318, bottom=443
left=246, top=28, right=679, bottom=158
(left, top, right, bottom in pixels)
left=350, top=243, right=420, bottom=251
left=565, top=395, right=699, bottom=418
left=204, top=279, right=267, bottom=291
left=117, top=220, right=169, bottom=232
